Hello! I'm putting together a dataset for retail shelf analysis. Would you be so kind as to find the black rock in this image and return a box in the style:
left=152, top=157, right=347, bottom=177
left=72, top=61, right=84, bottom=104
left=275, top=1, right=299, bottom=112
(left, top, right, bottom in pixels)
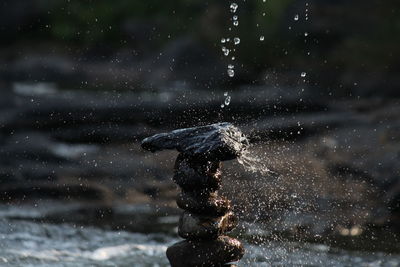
left=177, top=191, right=231, bottom=217
left=166, top=235, right=244, bottom=267
left=178, top=211, right=237, bottom=240
left=173, top=154, right=222, bottom=192
left=141, top=123, right=249, bottom=161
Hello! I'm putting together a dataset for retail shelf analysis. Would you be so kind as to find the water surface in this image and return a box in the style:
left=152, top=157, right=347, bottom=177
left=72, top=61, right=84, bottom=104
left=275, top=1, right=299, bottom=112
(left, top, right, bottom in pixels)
left=1, top=218, right=398, bottom=267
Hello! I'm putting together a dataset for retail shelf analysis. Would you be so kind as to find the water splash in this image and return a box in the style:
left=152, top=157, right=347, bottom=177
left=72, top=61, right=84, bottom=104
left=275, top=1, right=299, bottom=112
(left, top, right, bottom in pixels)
left=227, top=69, right=235, bottom=78
left=238, top=147, right=277, bottom=176
left=221, top=92, right=231, bottom=108
left=224, top=95, right=231, bottom=106
left=221, top=2, right=240, bottom=78
left=230, top=3, right=238, bottom=13
left=305, top=2, right=309, bottom=21
left=227, top=64, right=235, bottom=77
left=222, top=46, right=230, bottom=56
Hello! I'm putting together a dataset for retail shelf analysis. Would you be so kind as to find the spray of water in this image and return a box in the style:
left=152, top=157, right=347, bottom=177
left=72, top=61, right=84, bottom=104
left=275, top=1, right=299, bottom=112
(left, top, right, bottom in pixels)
left=237, top=145, right=278, bottom=177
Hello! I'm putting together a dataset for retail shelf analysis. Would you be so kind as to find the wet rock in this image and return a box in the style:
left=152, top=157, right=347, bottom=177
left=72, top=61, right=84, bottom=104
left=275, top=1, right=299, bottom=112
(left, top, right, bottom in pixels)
left=176, top=191, right=231, bottom=217
left=178, top=211, right=237, bottom=240
left=166, top=235, right=244, bottom=267
left=141, top=122, right=249, bottom=161
left=142, top=123, right=246, bottom=264
left=173, top=154, right=222, bottom=191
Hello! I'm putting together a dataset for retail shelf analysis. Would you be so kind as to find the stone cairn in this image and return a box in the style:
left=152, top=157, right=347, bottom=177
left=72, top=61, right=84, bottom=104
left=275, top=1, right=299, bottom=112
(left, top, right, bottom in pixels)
left=141, top=122, right=248, bottom=267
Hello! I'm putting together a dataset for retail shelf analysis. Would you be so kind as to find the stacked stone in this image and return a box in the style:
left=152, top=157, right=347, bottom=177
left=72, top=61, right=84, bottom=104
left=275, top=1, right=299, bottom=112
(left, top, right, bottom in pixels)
left=141, top=123, right=248, bottom=267
left=167, top=154, right=243, bottom=266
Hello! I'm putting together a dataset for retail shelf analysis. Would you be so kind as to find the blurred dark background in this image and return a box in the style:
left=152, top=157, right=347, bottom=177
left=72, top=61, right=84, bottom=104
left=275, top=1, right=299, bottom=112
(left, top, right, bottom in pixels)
left=1, top=0, right=399, bottom=95
left=0, top=0, right=399, bottom=253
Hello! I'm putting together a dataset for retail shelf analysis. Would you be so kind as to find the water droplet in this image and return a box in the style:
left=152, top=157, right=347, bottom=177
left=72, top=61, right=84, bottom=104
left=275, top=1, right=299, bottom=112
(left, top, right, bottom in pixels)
left=234, top=37, right=240, bottom=45
left=224, top=91, right=228, bottom=97
left=225, top=96, right=231, bottom=106
left=294, top=14, right=299, bottom=21
left=233, top=15, right=238, bottom=21
left=228, top=64, right=235, bottom=69
left=304, top=32, right=309, bottom=37
left=259, top=36, right=265, bottom=41
left=221, top=38, right=226, bottom=43
left=227, top=69, right=235, bottom=77
left=301, top=72, right=307, bottom=77
left=231, top=56, right=236, bottom=61
left=221, top=104, right=225, bottom=108
left=230, top=3, right=238, bottom=13
left=222, top=47, right=230, bottom=56
left=233, top=21, right=239, bottom=26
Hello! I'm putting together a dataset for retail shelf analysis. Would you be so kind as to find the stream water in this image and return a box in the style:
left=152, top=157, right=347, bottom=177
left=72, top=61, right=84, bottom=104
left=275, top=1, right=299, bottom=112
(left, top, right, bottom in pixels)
left=1, top=218, right=399, bottom=267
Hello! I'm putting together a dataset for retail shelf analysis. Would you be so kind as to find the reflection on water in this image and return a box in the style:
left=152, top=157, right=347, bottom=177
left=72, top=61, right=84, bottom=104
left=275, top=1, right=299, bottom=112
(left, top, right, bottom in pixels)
left=1, top=218, right=399, bottom=267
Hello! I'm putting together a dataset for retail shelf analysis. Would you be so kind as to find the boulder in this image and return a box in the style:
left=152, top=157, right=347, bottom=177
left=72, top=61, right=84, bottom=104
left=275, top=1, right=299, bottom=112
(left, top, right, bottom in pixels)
left=178, top=211, right=237, bottom=240
left=176, top=191, right=231, bottom=217
left=141, top=122, right=249, bottom=161
left=166, top=235, right=244, bottom=267
left=173, top=154, right=222, bottom=192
